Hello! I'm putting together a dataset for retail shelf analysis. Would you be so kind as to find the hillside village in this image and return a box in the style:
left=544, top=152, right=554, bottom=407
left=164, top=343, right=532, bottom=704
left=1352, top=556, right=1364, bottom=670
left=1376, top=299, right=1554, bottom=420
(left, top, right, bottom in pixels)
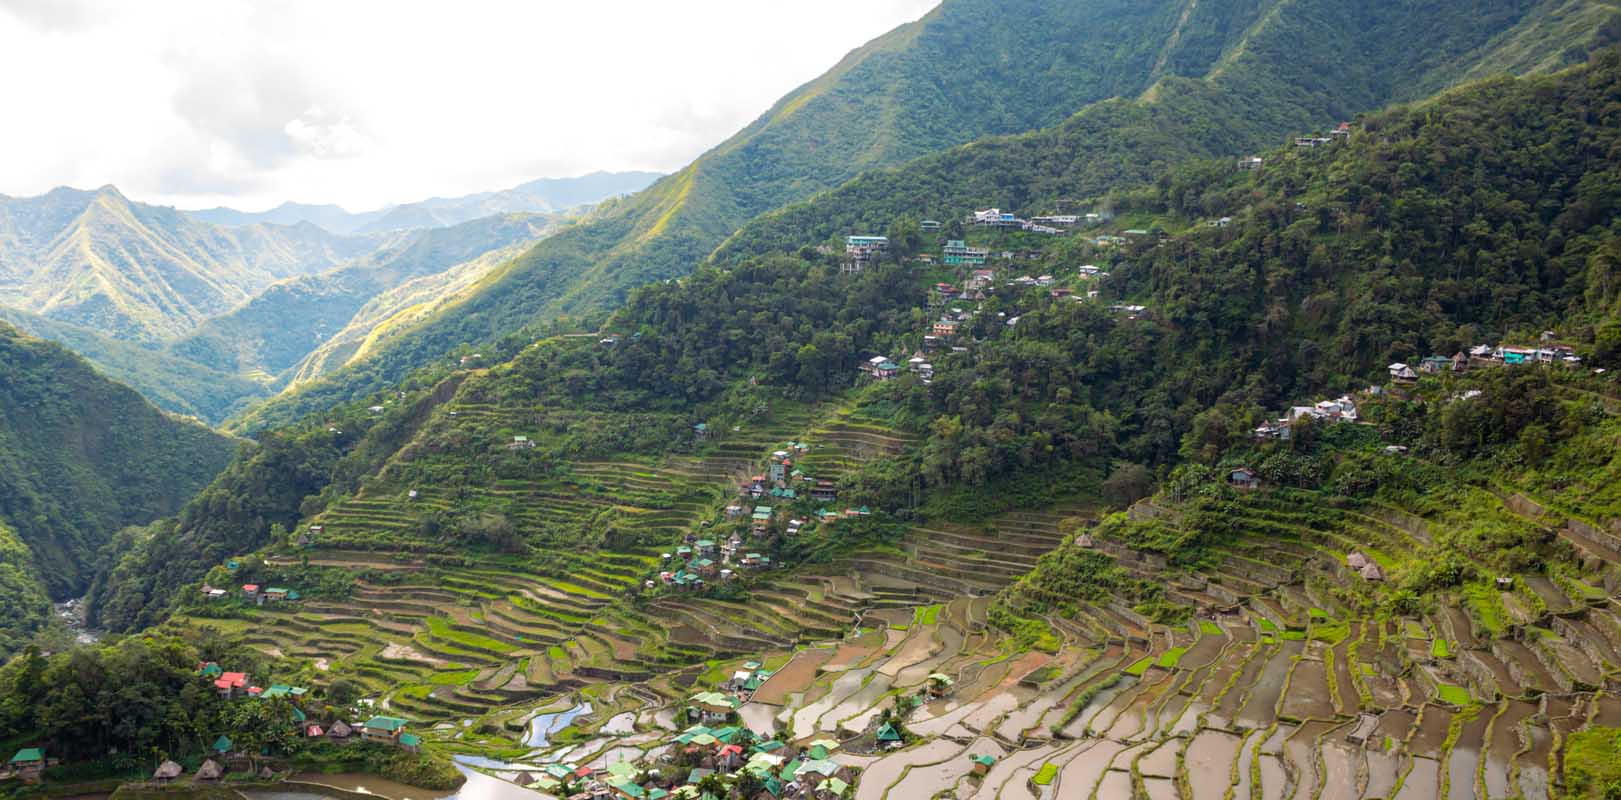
left=10, top=27, right=1621, bottom=800
left=80, top=112, right=1618, bottom=800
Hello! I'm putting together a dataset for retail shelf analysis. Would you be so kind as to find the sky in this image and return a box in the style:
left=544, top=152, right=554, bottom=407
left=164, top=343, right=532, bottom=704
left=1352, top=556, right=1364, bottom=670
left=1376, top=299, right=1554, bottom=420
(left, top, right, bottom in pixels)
left=0, top=0, right=938, bottom=212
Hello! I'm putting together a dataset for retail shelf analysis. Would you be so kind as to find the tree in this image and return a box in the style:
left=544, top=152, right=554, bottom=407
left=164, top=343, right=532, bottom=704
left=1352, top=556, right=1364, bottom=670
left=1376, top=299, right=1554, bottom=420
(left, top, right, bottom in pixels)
left=1101, top=463, right=1154, bottom=507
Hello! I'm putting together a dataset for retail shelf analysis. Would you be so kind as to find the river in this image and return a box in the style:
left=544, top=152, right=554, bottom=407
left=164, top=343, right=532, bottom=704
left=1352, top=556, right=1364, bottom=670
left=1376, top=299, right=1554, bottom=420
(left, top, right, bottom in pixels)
left=54, top=597, right=100, bottom=645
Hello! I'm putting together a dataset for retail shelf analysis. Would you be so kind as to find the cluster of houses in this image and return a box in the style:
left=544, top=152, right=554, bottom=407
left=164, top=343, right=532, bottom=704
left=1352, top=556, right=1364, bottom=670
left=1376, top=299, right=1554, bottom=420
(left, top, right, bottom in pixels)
left=198, top=663, right=421, bottom=754
left=200, top=581, right=303, bottom=605
left=1253, top=394, right=1360, bottom=440
left=1294, top=122, right=1353, bottom=149
left=967, top=208, right=1066, bottom=235
left=579, top=722, right=856, bottom=800
left=507, top=669, right=864, bottom=798
left=1390, top=336, right=1583, bottom=383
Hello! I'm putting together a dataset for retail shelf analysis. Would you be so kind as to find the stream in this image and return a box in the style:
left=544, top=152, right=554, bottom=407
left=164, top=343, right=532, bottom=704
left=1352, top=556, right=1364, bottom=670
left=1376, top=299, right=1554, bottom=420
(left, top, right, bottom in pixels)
left=54, top=597, right=100, bottom=645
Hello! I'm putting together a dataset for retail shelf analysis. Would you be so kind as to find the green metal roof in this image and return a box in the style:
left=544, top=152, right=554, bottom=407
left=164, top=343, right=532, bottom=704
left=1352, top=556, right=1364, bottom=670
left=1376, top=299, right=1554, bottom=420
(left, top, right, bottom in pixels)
left=363, top=715, right=409, bottom=731
left=9, top=749, right=42, bottom=763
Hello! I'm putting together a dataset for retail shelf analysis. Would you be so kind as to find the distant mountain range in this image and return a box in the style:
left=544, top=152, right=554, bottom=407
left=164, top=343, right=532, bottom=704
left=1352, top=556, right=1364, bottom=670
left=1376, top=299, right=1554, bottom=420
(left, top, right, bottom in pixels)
left=186, top=170, right=662, bottom=235
left=0, top=174, right=646, bottom=422
left=0, top=185, right=386, bottom=342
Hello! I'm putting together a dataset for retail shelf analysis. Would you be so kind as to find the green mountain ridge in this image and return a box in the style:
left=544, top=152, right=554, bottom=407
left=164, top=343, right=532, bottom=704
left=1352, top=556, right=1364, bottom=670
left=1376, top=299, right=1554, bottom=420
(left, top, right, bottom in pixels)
left=0, top=322, right=237, bottom=658
left=715, top=0, right=1621, bottom=262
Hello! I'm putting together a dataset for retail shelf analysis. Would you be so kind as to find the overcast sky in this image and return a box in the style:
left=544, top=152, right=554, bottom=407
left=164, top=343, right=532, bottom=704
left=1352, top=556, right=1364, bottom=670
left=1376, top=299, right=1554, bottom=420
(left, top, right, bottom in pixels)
left=0, top=0, right=938, bottom=211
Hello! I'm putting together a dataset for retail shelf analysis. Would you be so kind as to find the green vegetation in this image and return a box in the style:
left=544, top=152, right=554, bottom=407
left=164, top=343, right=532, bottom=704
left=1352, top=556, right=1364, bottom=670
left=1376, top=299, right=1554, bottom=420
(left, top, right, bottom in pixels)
left=914, top=604, right=943, bottom=626
left=1032, top=762, right=1058, bottom=786
left=1156, top=647, right=1189, bottom=668
left=0, top=324, right=237, bottom=656
left=1565, top=727, right=1621, bottom=799
left=1124, top=657, right=1154, bottom=677
left=1434, top=683, right=1472, bottom=707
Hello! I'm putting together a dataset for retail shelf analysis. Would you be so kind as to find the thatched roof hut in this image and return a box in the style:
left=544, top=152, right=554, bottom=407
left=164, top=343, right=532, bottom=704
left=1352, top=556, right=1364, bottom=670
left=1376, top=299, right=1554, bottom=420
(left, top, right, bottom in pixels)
left=1346, top=552, right=1369, bottom=569
left=328, top=720, right=353, bottom=739
left=196, top=760, right=224, bottom=782
left=153, top=760, right=184, bottom=782
left=1360, top=562, right=1385, bottom=582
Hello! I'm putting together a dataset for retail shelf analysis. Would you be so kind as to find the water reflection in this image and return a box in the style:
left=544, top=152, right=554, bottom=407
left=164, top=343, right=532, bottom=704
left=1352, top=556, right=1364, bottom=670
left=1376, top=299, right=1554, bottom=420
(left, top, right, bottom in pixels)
left=525, top=702, right=591, bottom=747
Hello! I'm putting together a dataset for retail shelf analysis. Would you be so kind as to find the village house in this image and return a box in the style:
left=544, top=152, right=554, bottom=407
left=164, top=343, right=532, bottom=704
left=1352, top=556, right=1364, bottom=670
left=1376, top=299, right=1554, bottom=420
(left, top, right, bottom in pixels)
left=1228, top=467, right=1261, bottom=490
left=360, top=715, right=412, bottom=745
left=920, top=219, right=941, bottom=231
left=215, top=671, right=250, bottom=698
left=196, top=760, right=224, bottom=783
left=152, top=760, right=183, bottom=784
left=1031, top=214, right=1080, bottom=227
left=1330, top=121, right=1352, bottom=141
left=508, top=435, right=536, bottom=450
left=1388, top=363, right=1418, bottom=382
left=843, top=235, right=888, bottom=274
left=689, top=692, right=740, bottom=724
left=1418, top=355, right=1451, bottom=374
left=970, top=208, right=1022, bottom=228
left=8, top=749, right=44, bottom=782
left=242, top=584, right=260, bottom=603
left=1237, top=156, right=1264, bottom=171
left=943, top=240, right=990, bottom=267
left=970, top=754, right=996, bottom=777
left=751, top=506, right=773, bottom=533
left=965, top=268, right=996, bottom=291
left=876, top=723, right=904, bottom=749
left=932, top=318, right=960, bottom=338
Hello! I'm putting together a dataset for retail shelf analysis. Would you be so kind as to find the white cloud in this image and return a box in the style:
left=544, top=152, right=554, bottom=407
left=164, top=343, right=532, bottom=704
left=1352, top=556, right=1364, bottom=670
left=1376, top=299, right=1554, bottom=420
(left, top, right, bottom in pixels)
left=0, top=0, right=939, bottom=211
left=284, top=109, right=370, bottom=160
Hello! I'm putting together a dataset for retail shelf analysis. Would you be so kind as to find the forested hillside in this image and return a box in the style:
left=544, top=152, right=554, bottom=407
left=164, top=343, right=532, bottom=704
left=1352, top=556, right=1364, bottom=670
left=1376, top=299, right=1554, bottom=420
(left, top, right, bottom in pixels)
left=0, top=323, right=237, bottom=656
left=89, top=46, right=1621, bottom=637
left=44, top=35, right=1621, bottom=797
left=715, top=0, right=1621, bottom=260
left=234, top=0, right=1312, bottom=431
